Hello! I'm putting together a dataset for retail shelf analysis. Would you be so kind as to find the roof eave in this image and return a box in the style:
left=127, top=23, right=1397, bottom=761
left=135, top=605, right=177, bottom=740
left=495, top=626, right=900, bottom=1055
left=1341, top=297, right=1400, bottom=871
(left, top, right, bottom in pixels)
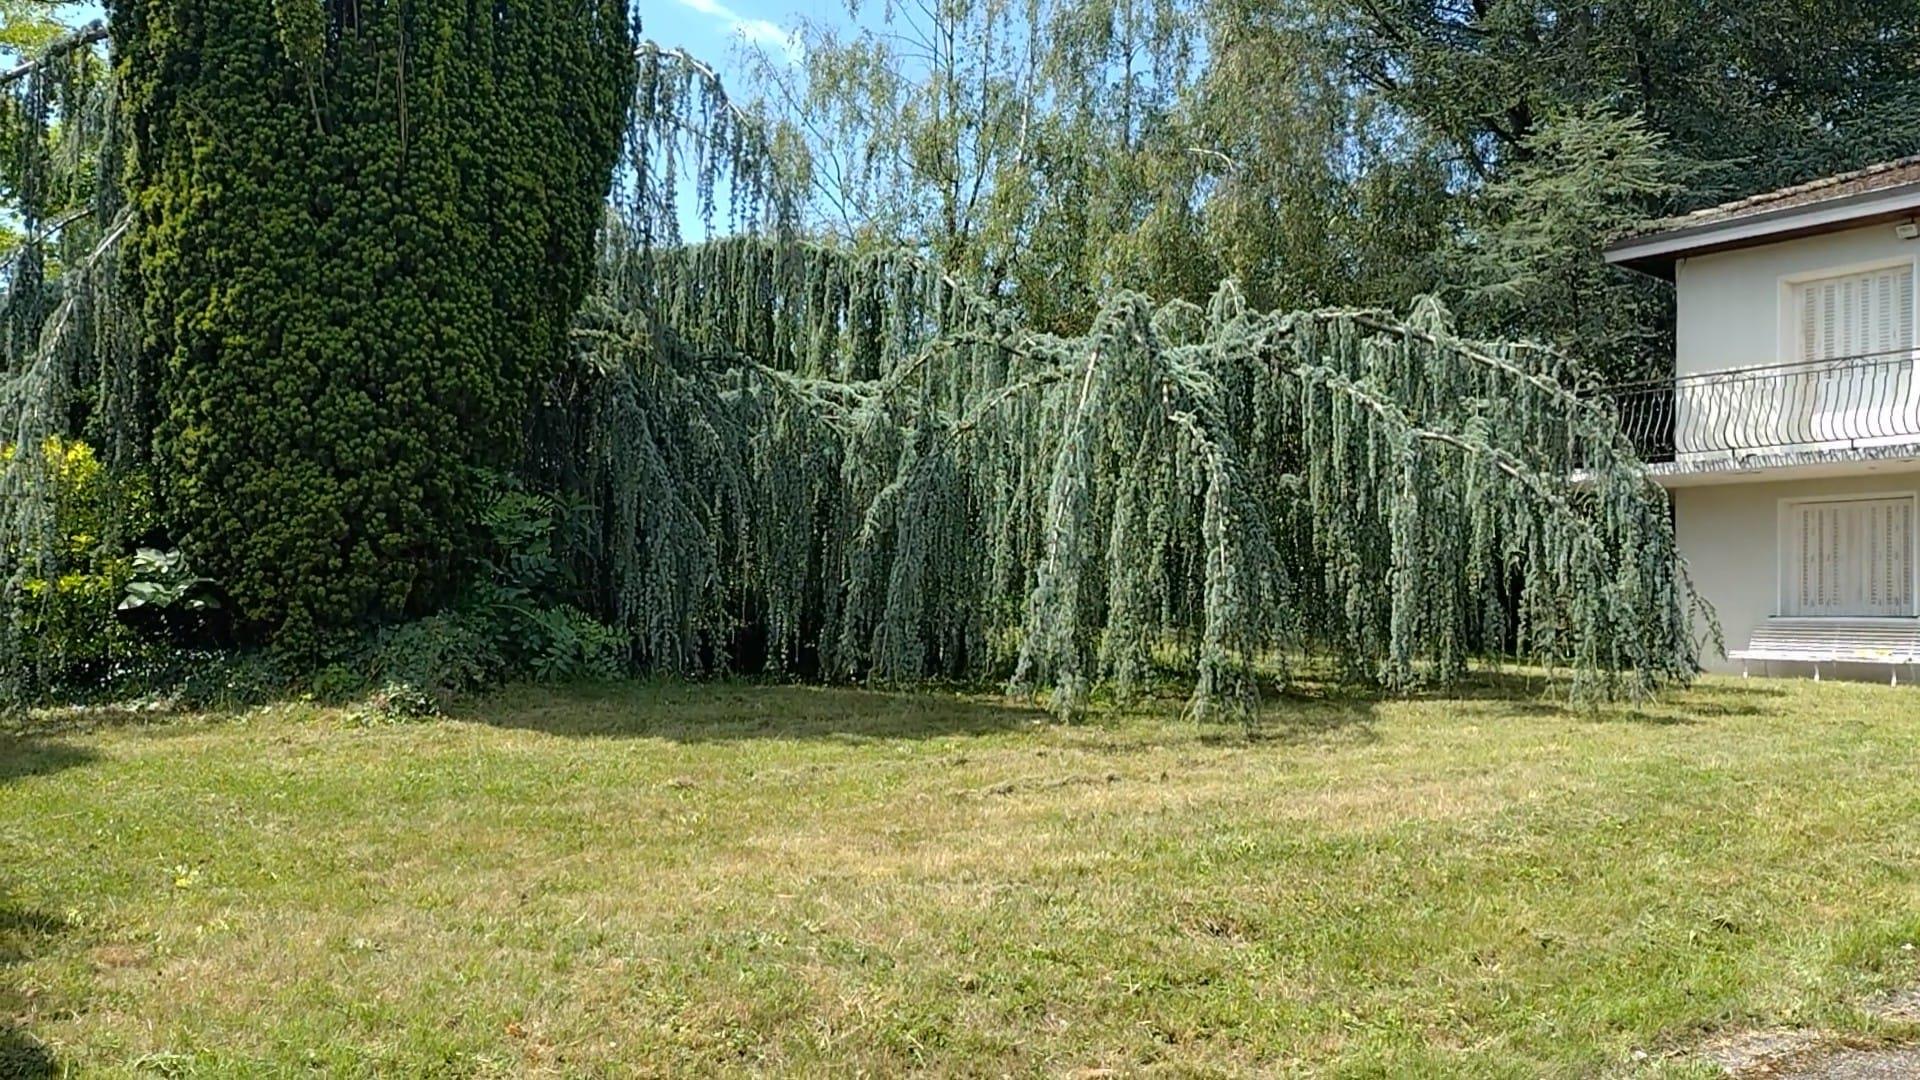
left=1604, top=182, right=1920, bottom=281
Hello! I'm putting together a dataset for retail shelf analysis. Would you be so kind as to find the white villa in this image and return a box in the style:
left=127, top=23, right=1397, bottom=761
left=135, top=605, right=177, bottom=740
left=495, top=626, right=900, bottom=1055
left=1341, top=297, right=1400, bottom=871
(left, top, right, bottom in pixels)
left=1605, top=156, right=1920, bottom=680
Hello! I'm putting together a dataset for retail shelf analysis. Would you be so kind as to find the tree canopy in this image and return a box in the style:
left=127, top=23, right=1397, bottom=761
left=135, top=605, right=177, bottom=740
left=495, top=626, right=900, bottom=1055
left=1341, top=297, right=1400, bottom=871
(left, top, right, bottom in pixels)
left=742, top=0, right=1920, bottom=379
left=23, top=0, right=1917, bottom=709
left=112, top=0, right=632, bottom=643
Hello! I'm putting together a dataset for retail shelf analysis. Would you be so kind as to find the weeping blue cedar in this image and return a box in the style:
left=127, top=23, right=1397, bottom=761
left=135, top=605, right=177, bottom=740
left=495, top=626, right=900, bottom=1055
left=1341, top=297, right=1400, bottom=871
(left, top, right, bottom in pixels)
left=565, top=236, right=1706, bottom=717
left=0, top=23, right=138, bottom=699
left=528, top=48, right=1706, bottom=717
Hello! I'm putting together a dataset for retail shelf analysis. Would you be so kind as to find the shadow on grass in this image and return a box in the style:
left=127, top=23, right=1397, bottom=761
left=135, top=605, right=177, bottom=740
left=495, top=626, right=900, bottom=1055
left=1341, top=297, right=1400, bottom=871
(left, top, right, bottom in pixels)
left=0, top=741, right=86, bottom=1075
left=0, top=735, right=97, bottom=785
left=1217, top=667, right=1788, bottom=740
left=0, top=904, right=66, bottom=1079
left=9, top=702, right=200, bottom=740
left=1439, top=668, right=1783, bottom=714
left=465, top=682, right=1052, bottom=743
left=466, top=666, right=1786, bottom=744
left=1237, top=703, right=1382, bottom=746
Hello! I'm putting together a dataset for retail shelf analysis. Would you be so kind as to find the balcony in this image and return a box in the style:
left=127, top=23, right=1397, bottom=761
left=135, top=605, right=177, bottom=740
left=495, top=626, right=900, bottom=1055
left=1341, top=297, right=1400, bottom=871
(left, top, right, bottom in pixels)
left=1595, top=348, right=1920, bottom=468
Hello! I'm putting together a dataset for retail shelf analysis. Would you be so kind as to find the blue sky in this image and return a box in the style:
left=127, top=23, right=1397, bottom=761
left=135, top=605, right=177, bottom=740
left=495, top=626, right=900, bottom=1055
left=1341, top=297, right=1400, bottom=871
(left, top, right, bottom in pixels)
left=647, top=0, right=817, bottom=70
left=63, top=1, right=821, bottom=89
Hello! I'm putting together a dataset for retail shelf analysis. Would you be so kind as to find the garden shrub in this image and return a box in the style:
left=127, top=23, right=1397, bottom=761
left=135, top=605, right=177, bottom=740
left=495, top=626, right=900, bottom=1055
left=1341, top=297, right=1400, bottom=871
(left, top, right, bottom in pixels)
left=111, top=0, right=633, bottom=647
left=463, top=479, right=628, bottom=683
left=353, top=682, right=443, bottom=725
left=6, top=438, right=159, bottom=696
left=359, top=611, right=506, bottom=703
left=107, top=482, right=624, bottom=713
left=116, top=546, right=226, bottom=643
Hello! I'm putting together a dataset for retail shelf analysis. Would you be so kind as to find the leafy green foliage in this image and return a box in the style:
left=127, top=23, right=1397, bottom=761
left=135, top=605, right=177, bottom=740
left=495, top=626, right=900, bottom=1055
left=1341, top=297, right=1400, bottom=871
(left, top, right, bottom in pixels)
left=166, top=486, right=628, bottom=710
left=3, top=438, right=157, bottom=697
left=547, top=52, right=1706, bottom=716
left=1322, top=0, right=1920, bottom=192
left=0, top=14, right=129, bottom=540
left=112, top=0, right=633, bottom=645
left=1313, top=0, right=1920, bottom=373
left=0, top=25, right=1723, bottom=715
left=0, top=1, right=74, bottom=54
left=118, top=547, right=216, bottom=615
left=468, top=481, right=627, bottom=683
left=357, top=612, right=504, bottom=702
left=356, top=682, right=443, bottom=723
left=745, top=0, right=1206, bottom=333
left=755, top=0, right=1920, bottom=380
left=0, top=7, right=104, bottom=260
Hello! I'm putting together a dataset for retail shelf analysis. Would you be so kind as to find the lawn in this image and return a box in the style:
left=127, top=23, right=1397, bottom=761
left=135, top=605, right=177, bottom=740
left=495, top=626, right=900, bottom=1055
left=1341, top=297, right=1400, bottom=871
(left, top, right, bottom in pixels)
left=6, top=676, right=1920, bottom=1077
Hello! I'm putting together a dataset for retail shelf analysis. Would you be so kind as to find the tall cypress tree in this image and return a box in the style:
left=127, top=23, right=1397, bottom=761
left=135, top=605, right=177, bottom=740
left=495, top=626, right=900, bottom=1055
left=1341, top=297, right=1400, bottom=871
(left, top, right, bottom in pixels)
left=111, top=1, right=632, bottom=643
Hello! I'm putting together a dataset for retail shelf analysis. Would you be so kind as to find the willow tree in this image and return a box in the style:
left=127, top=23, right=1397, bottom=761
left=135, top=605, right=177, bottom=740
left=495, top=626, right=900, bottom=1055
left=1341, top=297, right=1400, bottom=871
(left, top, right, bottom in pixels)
left=0, top=1, right=76, bottom=55
left=740, top=0, right=1209, bottom=335
left=109, top=1, right=632, bottom=644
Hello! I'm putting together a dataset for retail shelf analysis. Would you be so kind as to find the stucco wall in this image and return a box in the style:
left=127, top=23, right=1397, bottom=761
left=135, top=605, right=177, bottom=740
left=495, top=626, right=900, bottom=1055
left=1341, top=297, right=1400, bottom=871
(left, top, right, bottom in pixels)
left=1674, top=222, right=1920, bottom=378
left=1675, top=467, right=1920, bottom=677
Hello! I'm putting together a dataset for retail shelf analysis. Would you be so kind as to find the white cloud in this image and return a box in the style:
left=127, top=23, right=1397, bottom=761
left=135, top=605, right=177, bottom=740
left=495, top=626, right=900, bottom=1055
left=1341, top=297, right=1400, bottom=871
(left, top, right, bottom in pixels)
left=673, top=0, right=800, bottom=61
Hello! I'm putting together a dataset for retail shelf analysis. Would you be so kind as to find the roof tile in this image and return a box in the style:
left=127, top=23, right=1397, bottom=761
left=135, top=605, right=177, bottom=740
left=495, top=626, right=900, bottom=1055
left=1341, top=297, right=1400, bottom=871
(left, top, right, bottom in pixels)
left=1627, top=154, right=1920, bottom=238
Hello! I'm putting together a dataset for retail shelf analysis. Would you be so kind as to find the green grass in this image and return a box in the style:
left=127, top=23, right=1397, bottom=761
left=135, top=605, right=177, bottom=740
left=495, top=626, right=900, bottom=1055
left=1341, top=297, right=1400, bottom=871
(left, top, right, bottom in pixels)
left=6, top=675, right=1920, bottom=1076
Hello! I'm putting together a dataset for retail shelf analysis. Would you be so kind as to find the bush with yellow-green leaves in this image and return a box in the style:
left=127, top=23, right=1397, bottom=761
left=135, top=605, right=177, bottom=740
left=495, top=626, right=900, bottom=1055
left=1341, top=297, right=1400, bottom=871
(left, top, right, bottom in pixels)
left=4, top=439, right=157, bottom=695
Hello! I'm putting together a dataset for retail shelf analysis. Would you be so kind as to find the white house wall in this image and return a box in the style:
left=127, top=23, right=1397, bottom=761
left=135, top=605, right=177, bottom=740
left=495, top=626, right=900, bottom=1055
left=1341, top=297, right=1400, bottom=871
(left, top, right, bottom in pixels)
left=1675, top=221, right=1920, bottom=378
left=1675, top=468, right=1920, bottom=677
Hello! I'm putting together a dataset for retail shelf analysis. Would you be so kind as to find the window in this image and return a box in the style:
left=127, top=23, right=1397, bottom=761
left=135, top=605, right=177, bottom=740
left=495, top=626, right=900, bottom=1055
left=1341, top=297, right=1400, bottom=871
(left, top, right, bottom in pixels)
left=1782, top=262, right=1919, bottom=448
left=1783, top=495, right=1916, bottom=617
left=1795, top=263, right=1915, bottom=363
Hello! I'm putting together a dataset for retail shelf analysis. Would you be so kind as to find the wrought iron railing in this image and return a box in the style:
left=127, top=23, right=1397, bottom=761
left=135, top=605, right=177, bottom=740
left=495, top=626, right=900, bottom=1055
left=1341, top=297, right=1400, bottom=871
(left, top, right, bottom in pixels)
left=1591, top=348, right=1920, bottom=465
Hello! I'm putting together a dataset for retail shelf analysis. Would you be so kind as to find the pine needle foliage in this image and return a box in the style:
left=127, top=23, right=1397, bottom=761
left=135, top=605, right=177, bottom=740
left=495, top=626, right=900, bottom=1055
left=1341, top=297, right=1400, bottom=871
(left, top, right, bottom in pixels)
left=568, top=229, right=1702, bottom=715
left=0, top=20, right=136, bottom=699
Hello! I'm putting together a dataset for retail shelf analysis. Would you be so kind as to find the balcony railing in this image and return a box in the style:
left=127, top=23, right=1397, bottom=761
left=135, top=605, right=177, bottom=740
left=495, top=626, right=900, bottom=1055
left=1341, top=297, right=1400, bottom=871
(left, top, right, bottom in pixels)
left=1593, top=348, right=1920, bottom=465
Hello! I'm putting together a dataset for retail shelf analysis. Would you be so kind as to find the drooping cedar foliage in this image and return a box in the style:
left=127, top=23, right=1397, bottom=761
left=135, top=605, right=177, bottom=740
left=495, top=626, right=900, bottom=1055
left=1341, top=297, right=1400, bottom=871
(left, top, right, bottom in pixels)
left=110, top=1, right=632, bottom=644
left=565, top=237, right=1703, bottom=715
left=540, top=49, right=1706, bottom=715
left=0, top=30, right=1707, bottom=713
left=0, top=20, right=122, bottom=505
left=0, top=21, right=145, bottom=697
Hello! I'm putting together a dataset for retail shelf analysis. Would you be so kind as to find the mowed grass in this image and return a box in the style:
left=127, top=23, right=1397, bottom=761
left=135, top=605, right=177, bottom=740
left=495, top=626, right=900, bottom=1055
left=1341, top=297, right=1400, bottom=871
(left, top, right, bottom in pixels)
left=6, top=676, right=1920, bottom=1077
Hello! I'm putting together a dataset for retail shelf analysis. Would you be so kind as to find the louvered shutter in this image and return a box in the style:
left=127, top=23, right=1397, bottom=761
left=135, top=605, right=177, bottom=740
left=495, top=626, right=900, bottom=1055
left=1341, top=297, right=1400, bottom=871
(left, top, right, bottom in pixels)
left=1786, top=497, right=1915, bottom=617
left=1799, top=264, right=1915, bottom=363
left=1794, top=265, right=1917, bottom=447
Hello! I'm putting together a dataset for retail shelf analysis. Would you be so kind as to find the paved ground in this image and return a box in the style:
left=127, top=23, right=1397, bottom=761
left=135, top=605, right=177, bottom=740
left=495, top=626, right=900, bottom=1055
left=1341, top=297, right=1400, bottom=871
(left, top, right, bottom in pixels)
left=1699, top=1029, right=1823, bottom=1074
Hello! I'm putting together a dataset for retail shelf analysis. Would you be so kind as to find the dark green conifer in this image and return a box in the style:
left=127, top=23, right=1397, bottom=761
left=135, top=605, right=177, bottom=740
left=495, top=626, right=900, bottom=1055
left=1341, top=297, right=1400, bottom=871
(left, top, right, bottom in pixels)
left=111, top=1, right=632, bottom=641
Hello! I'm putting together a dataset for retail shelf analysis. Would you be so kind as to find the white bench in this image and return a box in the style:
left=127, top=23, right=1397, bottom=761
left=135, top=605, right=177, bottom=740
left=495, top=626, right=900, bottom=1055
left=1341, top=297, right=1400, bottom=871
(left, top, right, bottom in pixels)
left=1729, top=618, right=1920, bottom=684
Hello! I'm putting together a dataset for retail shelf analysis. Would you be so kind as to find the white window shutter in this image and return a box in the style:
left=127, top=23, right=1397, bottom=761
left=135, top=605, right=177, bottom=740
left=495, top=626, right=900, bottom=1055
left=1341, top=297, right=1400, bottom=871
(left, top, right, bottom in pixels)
left=1786, top=497, right=1916, bottom=616
left=1798, top=265, right=1916, bottom=362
